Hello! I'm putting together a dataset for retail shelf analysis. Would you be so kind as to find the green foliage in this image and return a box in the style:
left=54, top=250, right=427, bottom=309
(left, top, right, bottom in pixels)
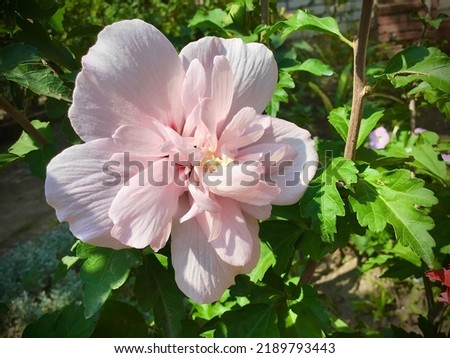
left=92, top=300, right=148, bottom=338
left=328, top=106, right=384, bottom=149
left=285, top=285, right=332, bottom=337
left=382, top=46, right=450, bottom=118
left=266, top=71, right=295, bottom=116
left=259, top=220, right=302, bottom=275
left=279, top=9, right=352, bottom=47
left=76, top=243, right=142, bottom=318
left=134, top=254, right=186, bottom=337
left=349, top=168, right=438, bottom=268
left=215, top=304, right=280, bottom=337
left=23, top=303, right=96, bottom=338
left=301, top=158, right=358, bottom=242
left=383, top=46, right=450, bottom=93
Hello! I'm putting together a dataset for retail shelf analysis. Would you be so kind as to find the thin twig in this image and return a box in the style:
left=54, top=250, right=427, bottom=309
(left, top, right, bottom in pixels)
left=0, top=94, right=48, bottom=147
left=344, top=0, right=374, bottom=160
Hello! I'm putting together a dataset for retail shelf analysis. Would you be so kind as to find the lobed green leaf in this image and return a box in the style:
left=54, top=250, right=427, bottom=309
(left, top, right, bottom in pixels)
left=349, top=168, right=438, bottom=267
left=301, top=158, right=358, bottom=242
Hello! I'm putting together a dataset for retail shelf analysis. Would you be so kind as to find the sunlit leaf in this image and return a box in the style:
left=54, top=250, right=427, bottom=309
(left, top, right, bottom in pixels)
left=281, top=9, right=352, bottom=46
left=77, top=243, right=142, bottom=318
left=328, top=106, right=384, bottom=148
left=301, top=158, right=358, bottom=242
left=8, top=120, right=53, bottom=157
left=248, top=241, right=275, bottom=282
left=266, top=71, right=294, bottom=116
left=384, top=46, right=450, bottom=93
left=279, top=58, right=334, bottom=76
left=349, top=168, right=438, bottom=267
left=285, top=285, right=331, bottom=337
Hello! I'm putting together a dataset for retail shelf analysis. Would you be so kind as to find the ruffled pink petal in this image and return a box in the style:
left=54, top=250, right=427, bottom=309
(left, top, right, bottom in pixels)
left=45, top=139, right=126, bottom=249
left=205, top=163, right=280, bottom=206
left=109, top=159, right=184, bottom=250
left=239, top=116, right=318, bottom=205
left=210, top=55, right=234, bottom=133
left=181, top=59, right=206, bottom=123
left=70, top=19, right=185, bottom=141
left=197, top=197, right=255, bottom=266
left=239, top=202, right=272, bottom=220
left=218, top=107, right=257, bottom=149
left=171, top=194, right=259, bottom=303
left=112, top=124, right=168, bottom=157
left=188, top=182, right=221, bottom=212
left=179, top=37, right=277, bottom=120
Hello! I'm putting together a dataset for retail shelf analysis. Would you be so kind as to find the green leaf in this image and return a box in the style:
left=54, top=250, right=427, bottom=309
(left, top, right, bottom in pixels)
left=77, top=243, right=142, bottom=318
left=266, top=71, right=294, bottom=116
left=215, top=304, right=280, bottom=337
left=49, top=6, right=65, bottom=34
left=53, top=255, right=80, bottom=284
left=384, top=46, right=450, bottom=93
left=8, top=120, right=53, bottom=157
left=92, top=300, right=148, bottom=338
left=188, top=8, right=231, bottom=36
left=282, top=9, right=352, bottom=46
left=285, top=285, right=331, bottom=337
left=301, top=158, right=358, bottom=242
left=23, top=303, right=97, bottom=338
left=349, top=168, right=438, bottom=267
left=390, top=243, right=422, bottom=267
left=360, top=254, right=392, bottom=273
left=0, top=43, right=39, bottom=73
left=279, top=58, right=334, bottom=76
left=0, top=153, right=20, bottom=170
left=248, top=241, right=275, bottom=282
left=3, top=62, right=72, bottom=101
left=7, top=119, right=56, bottom=179
left=135, top=255, right=185, bottom=337
left=410, top=144, right=448, bottom=184
left=15, top=15, right=78, bottom=70
left=259, top=221, right=302, bottom=274
left=297, top=231, right=329, bottom=261
left=328, top=106, right=384, bottom=148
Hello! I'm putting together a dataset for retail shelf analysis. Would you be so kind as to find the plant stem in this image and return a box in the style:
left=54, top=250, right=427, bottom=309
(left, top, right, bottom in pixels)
left=299, top=260, right=317, bottom=285
left=261, top=0, right=269, bottom=25
left=260, top=0, right=270, bottom=46
left=0, top=94, right=48, bottom=147
left=343, top=0, right=374, bottom=160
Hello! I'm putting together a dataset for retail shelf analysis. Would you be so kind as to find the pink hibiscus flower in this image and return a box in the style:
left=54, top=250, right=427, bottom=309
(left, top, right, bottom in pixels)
left=45, top=20, right=318, bottom=303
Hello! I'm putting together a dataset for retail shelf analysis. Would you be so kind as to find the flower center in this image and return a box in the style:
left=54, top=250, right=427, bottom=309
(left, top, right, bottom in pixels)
left=199, top=148, right=233, bottom=174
